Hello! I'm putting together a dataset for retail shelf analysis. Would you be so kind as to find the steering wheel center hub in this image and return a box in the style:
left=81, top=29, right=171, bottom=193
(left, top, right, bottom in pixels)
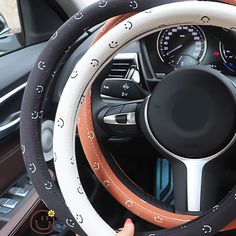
left=146, top=66, right=236, bottom=158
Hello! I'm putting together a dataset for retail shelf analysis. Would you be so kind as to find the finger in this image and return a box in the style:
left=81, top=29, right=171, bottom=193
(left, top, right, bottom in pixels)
left=116, top=218, right=134, bottom=236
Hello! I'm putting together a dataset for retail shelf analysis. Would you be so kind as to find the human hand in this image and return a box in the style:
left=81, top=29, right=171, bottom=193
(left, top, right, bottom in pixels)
left=116, top=218, right=134, bottom=236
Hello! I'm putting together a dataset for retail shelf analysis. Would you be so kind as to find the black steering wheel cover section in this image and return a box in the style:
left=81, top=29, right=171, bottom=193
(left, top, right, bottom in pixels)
left=20, top=0, right=236, bottom=235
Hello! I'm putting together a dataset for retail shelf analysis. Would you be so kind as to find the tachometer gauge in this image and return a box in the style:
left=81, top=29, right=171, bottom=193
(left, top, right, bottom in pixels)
left=220, top=42, right=236, bottom=72
left=157, top=25, right=207, bottom=69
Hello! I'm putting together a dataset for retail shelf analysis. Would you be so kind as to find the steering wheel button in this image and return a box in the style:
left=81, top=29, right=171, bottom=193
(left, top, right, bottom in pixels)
left=107, top=124, right=125, bottom=135
left=106, top=105, right=124, bottom=116
left=116, top=115, right=127, bottom=124
left=123, top=125, right=139, bottom=135
left=121, top=103, right=137, bottom=113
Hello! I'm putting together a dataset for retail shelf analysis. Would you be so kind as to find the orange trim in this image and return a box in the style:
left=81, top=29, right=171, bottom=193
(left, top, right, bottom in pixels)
left=78, top=10, right=236, bottom=231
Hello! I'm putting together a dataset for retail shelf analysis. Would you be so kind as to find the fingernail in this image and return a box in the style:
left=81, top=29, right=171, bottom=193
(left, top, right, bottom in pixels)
left=124, top=218, right=133, bottom=227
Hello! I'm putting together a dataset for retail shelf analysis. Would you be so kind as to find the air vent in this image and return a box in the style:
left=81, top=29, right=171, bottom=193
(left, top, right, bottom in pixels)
left=106, top=53, right=140, bottom=82
left=107, top=59, right=134, bottom=79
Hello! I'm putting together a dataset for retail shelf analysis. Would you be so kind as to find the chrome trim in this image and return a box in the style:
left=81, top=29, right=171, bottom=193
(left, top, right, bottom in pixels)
left=183, top=159, right=208, bottom=211
left=219, top=41, right=230, bottom=65
left=114, top=53, right=139, bottom=62
left=103, top=112, right=136, bottom=126
left=0, top=82, right=26, bottom=105
left=143, top=96, right=236, bottom=211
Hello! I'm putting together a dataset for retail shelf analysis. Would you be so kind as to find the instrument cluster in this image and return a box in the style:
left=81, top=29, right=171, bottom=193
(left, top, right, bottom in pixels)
left=143, top=25, right=236, bottom=78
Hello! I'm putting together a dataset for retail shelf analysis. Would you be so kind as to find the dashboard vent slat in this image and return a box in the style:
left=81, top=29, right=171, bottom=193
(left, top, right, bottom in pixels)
left=106, top=54, right=139, bottom=80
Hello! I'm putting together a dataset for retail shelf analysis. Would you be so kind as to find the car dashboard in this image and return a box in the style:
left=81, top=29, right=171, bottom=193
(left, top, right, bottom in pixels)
left=141, top=25, right=236, bottom=81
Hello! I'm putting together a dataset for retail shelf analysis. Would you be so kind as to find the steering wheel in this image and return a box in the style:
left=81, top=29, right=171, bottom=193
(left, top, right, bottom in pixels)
left=78, top=6, right=236, bottom=231
left=20, top=0, right=236, bottom=235
left=77, top=5, right=236, bottom=232
left=54, top=1, right=236, bottom=235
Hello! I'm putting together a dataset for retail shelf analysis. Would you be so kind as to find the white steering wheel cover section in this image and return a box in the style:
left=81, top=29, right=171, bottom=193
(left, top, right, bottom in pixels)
left=53, top=2, right=236, bottom=235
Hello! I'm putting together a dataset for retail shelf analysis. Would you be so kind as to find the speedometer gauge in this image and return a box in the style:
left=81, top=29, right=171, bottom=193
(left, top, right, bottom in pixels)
left=157, top=25, right=207, bottom=69
left=220, top=42, right=236, bottom=72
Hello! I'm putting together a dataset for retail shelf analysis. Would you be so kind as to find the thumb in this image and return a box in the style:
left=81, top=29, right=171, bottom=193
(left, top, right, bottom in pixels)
left=116, top=219, right=135, bottom=236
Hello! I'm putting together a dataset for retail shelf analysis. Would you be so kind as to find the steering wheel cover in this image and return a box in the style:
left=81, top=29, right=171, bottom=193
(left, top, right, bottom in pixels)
left=20, top=0, right=236, bottom=235
left=92, top=13, right=136, bottom=44
left=21, top=0, right=189, bottom=234
left=54, top=2, right=236, bottom=235
left=85, top=7, right=236, bottom=232
left=83, top=31, right=236, bottom=231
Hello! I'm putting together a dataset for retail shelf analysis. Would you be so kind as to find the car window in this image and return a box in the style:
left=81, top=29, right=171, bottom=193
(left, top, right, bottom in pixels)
left=0, top=0, right=23, bottom=56
left=0, top=0, right=21, bottom=33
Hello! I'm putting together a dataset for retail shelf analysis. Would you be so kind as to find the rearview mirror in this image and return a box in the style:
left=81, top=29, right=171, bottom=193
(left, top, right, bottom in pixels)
left=0, top=14, right=11, bottom=39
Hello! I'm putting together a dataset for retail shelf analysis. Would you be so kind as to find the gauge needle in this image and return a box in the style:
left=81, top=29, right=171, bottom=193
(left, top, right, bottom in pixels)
left=166, top=44, right=183, bottom=56
left=176, top=55, right=183, bottom=65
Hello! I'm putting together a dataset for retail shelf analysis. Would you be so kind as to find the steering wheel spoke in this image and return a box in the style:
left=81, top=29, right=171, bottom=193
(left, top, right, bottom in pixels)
left=171, top=157, right=224, bottom=213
